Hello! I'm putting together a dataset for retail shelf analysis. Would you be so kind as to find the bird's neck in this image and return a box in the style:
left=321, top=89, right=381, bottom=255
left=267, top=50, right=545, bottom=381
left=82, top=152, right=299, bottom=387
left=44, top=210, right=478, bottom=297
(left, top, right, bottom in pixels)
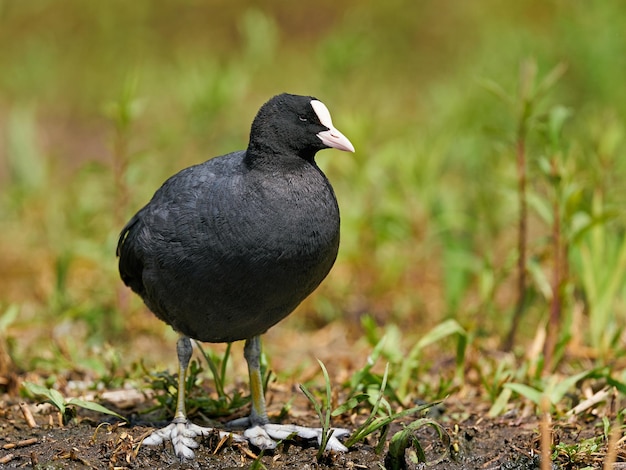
left=245, top=141, right=317, bottom=171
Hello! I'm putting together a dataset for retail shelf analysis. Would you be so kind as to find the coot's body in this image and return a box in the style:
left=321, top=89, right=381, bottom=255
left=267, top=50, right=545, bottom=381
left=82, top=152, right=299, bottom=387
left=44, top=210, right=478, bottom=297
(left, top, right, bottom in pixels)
left=116, top=93, right=354, bottom=458
left=118, top=150, right=339, bottom=342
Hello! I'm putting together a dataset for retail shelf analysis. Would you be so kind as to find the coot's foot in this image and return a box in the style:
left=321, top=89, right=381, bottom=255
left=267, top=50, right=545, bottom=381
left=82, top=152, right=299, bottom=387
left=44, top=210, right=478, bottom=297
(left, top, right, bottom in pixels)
left=242, top=423, right=350, bottom=452
left=142, top=419, right=350, bottom=458
left=142, top=419, right=245, bottom=459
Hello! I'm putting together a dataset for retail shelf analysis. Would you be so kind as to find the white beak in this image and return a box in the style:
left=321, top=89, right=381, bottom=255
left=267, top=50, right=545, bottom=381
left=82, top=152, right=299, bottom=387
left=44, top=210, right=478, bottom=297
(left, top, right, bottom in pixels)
left=311, top=100, right=355, bottom=153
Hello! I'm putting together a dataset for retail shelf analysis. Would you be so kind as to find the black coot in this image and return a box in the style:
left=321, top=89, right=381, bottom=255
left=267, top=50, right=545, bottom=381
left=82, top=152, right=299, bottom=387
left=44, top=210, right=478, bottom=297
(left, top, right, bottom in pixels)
left=117, top=93, right=354, bottom=458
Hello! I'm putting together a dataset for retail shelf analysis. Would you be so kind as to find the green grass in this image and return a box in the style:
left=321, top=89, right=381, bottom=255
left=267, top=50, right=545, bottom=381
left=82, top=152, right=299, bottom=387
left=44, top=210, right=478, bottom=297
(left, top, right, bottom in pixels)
left=2, top=0, right=626, bottom=466
left=22, top=381, right=125, bottom=425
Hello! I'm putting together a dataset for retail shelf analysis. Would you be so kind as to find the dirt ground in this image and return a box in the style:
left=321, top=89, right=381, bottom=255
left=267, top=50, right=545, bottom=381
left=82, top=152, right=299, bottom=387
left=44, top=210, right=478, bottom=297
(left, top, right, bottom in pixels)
left=0, top=322, right=620, bottom=469
left=1, top=387, right=615, bottom=470
left=0, top=400, right=527, bottom=470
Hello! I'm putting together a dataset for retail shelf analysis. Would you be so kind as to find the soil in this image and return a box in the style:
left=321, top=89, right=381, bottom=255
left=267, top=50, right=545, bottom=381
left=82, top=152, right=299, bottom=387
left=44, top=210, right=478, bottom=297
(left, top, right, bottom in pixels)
left=0, top=324, right=619, bottom=469
left=0, top=390, right=612, bottom=470
left=0, top=404, right=520, bottom=470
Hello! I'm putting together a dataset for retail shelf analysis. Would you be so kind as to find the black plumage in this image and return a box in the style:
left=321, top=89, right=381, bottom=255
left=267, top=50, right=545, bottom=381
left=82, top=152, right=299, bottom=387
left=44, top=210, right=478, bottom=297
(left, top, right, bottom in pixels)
left=116, top=93, right=354, bottom=458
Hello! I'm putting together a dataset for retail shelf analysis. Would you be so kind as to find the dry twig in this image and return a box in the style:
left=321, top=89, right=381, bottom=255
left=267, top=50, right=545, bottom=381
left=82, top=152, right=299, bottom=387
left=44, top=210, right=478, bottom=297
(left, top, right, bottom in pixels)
left=3, top=437, right=38, bottom=449
left=18, top=402, right=38, bottom=428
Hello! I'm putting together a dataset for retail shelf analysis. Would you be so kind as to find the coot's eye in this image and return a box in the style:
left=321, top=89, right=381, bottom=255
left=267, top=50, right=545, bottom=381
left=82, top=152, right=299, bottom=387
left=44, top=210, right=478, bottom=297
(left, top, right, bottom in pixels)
left=298, top=116, right=308, bottom=122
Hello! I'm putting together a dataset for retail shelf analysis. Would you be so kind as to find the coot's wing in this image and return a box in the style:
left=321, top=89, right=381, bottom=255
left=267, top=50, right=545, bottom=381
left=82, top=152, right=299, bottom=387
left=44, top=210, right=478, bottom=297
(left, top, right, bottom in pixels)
left=116, top=152, right=245, bottom=298
left=117, top=211, right=148, bottom=297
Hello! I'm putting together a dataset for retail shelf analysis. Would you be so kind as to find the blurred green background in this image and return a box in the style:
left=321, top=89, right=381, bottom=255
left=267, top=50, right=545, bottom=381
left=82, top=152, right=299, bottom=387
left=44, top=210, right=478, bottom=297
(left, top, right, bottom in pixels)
left=1, top=0, right=626, bottom=389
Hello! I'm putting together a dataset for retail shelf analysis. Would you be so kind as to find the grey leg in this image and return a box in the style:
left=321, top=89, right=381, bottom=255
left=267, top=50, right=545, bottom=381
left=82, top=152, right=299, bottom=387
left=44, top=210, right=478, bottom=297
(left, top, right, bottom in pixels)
left=240, top=335, right=350, bottom=451
left=142, top=336, right=244, bottom=459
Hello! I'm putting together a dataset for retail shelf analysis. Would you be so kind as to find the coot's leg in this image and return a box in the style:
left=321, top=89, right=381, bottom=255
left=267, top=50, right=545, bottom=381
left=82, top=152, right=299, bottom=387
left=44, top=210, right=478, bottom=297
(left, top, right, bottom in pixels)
left=237, top=335, right=350, bottom=452
left=142, top=335, right=349, bottom=457
left=142, top=336, right=244, bottom=459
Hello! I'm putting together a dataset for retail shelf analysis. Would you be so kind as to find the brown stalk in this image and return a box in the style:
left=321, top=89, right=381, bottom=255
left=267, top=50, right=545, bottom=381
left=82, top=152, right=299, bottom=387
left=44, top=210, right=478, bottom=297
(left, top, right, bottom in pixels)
left=540, top=396, right=552, bottom=470
left=504, top=59, right=537, bottom=351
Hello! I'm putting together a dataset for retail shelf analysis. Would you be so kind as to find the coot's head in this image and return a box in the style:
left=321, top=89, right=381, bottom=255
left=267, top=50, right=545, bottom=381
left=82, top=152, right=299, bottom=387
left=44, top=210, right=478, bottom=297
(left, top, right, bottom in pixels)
left=248, top=93, right=355, bottom=161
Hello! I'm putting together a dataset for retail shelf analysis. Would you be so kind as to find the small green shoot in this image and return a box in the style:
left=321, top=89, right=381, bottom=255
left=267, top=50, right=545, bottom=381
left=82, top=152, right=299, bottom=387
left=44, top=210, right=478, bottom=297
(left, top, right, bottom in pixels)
left=299, top=359, right=335, bottom=461
left=397, top=319, right=468, bottom=401
left=301, top=359, right=444, bottom=463
left=341, top=363, right=440, bottom=450
left=495, top=369, right=593, bottom=414
left=348, top=330, right=403, bottom=406
left=195, top=341, right=232, bottom=400
left=552, top=435, right=603, bottom=466
left=247, top=449, right=268, bottom=470
left=22, top=381, right=125, bottom=425
left=384, top=418, right=451, bottom=469
left=146, top=359, right=247, bottom=419
left=576, top=199, right=626, bottom=356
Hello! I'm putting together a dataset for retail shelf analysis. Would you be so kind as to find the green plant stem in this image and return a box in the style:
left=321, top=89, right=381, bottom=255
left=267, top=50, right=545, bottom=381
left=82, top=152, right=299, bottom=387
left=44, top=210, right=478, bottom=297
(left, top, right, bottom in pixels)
left=196, top=341, right=230, bottom=399
left=504, top=132, right=528, bottom=351
left=544, top=160, right=562, bottom=373
left=299, top=359, right=333, bottom=461
left=504, top=60, right=537, bottom=351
